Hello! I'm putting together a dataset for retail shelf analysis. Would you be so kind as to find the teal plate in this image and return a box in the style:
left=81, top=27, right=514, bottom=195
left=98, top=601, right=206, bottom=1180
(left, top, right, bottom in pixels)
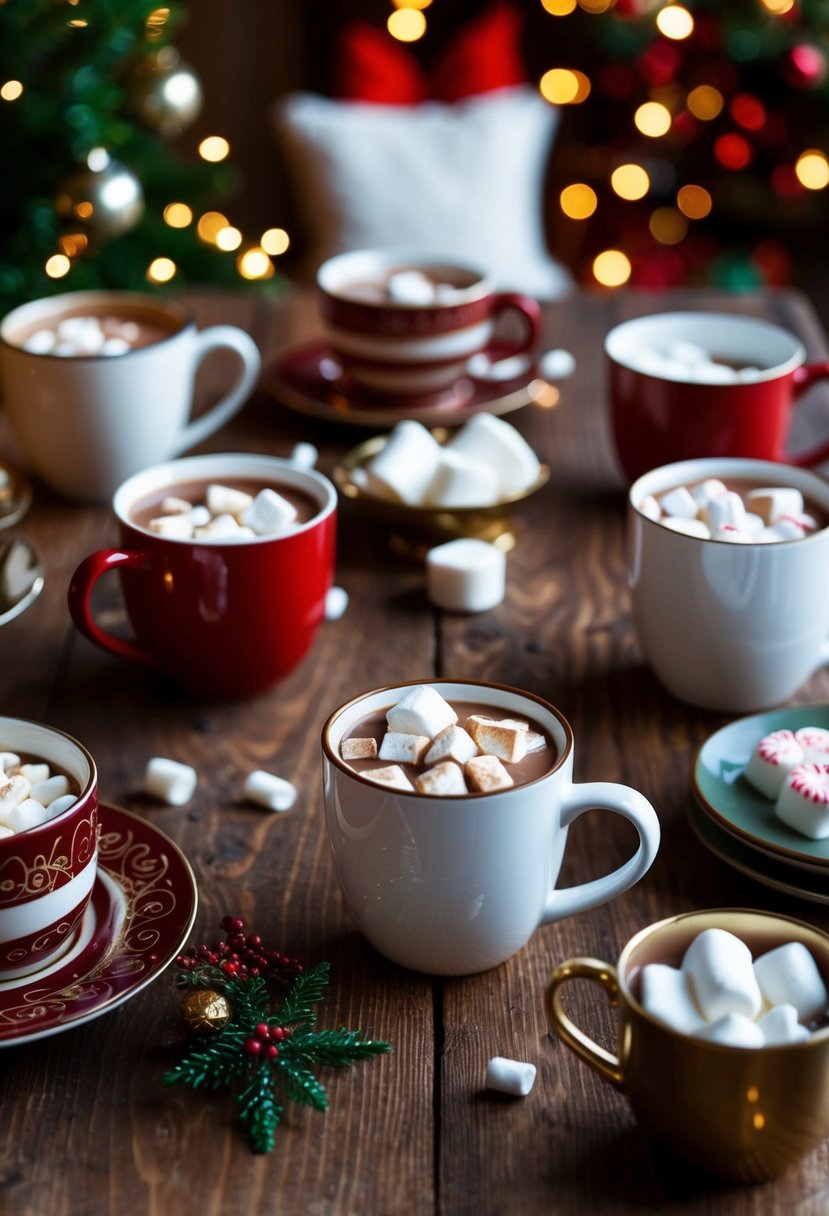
left=686, top=797, right=829, bottom=905
left=692, top=704, right=829, bottom=871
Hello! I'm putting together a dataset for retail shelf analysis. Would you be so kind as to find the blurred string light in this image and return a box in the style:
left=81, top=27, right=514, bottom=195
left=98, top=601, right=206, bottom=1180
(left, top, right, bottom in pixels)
left=560, top=183, right=597, bottom=218
left=540, top=68, right=590, bottom=104
left=198, top=136, right=230, bottom=163
left=215, top=225, right=242, bottom=251
left=147, top=256, right=176, bottom=283
left=387, top=7, right=426, bottom=41
left=391, top=0, right=432, bottom=7
left=237, top=247, right=274, bottom=280
left=795, top=150, right=829, bottom=190
left=686, top=85, right=723, bottom=120
left=593, top=250, right=631, bottom=287
left=164, top=202, right=193, bottom=228
left=261, top=228, right=290, bottom=256
left=655, top=5, right=694, bottom=41
left=45, top=254, right=70, bottom=279
left=541, top=0, right=576, bottom=13
left=1, top=80, right=23, bottom=101
left=611, top=163, right=650, bottom=200
left=677, top=184, right=712, bottom=219
left=634, top=101, right=672, bottom=137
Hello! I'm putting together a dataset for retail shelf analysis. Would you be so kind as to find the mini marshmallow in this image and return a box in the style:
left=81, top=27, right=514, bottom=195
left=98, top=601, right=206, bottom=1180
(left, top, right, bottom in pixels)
left=754, top=942, right=829, bottom=1022
left=341, top=737, right=378, bottom=761
left=364, top=420, right=442, bottom=505
left=414, top=761, right=467, bottom=796
left=689, top=478, right=728, bottom=508
left=485, top=1057, right=536, bottom=1097
left=702, top=490, right=746, bottom=532
left=194, top=513, right=247, bottom=540
left=775, top=764, right=829, bottom=839
left=0, top=775, right=31, bottom=813
left=640, top=963, right=706, bottom=1035
left=639, top=494, right=661, bottom=521
left=240, top=488, right=298, bottom=536
left=445, top=413, right=541, bottom=498
left=161, top=496, right=192, bottom=515
left=150, top=514, right=195, bottom=539
left=188, top=505, right=211, bottom=527
left=422, top=448, right=501, bottom=508
left=16, top=763, right=49, bottom=784
left=469, top=719, right=527, bottom=764
left=387, top=270, right=437, bottom=304
left=0, top=752, right=20, bottom=773
left=682, top=928, right=763, bottom=1022
left=743, top=730, right=805, bottom=799
left=756, top=1004, right=810, bottom=1046
left=23, top=329, right=56, bottom=354
left=243, top=769, right=297, bottom=813
left=387, top=685, right=457, bottom=738
left=206, top=483, right=254, bottom=517
left=781, top=511, right=818, bottom=534
left=667, top=340, right=709, bottom=365
left=746, top=487, right=804, bottom=525
left=101, top=337, right=130, bottom=356
left=660, top=517, right=711, bottom=539
left=144, top=757, right=197, bottom=806
left=425, top=538, right=506, bottom=614
left=1, top=798, right=53, bottom=834
left=742, top=512, right=765, bottom=538
left=715, top=525, right=751, bottom=544
left=325, top=586, right=349, bottom=621
left=795, top=727, right=829, bottom=763
left=0, top=825, right=12, bottom=839
left=424, top=724, right=478, bottom=767
left=761, top=518, right=808, bottom=542
left=379, top=732, right=430, bottom=765
left=658, top=486, right=697, bottom=519
left=465, top=754, right=513, bottom=792
left=363, top=764, right=414, bottom=791
left=290, top=441, right=318, bottom=470
left=45, top=793, right=77, bottom=819
left=690, top=362, right=740, bottom=385
left=29, top=774, right=70, bottom=807
left=693, top=1012, right=766, bottom=1048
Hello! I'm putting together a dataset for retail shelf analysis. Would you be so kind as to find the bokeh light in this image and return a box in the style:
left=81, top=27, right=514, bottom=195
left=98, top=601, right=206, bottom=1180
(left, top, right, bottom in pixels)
left=198, top=136, right=230, bottom=163
left=0, top=80, right=23, bottom=101
left=656, top=5, right=694, bottom=40
left=237, top=247, right=275, bottom=280
left=611, top=163, right=650, bottom=200
left=45, top=254, right=71, bottom=279
left=540, top=68, right=591, bottom=105
left=795, top=149, right=829, bottom=189
left=197, top=211, right=229, bottom=243
left=261, top=228, right=290, bottom=256
left=760, top=0, right=794, bottom=12
left=730, top=94, right=766, bottom=131
left=163, top=202, right=193, bottom=228
left=541, top=0, right=576, bottom=13
left=677, top=184, right=712, bottom=219
left=560, top=183, right=598, bottom=218
left=634, top=101, right=672, bottom=137
left=714, top=132, right=752, bottom=169
left=215, top=225, right=242, bottom=251
left=147, top=257, right=176, bottom=283
left=649, top=206, right=688, bottom=244
left=387, top=7, right=426, bottom=41
left=593, top=250, right=631, bottom=286
left=687, top=85, right=724, bottom=121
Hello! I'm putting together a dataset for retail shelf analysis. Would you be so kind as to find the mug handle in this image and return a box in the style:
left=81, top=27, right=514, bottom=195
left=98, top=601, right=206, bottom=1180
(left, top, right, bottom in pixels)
left=67, top=549, right=161, bottom=670
left=171, top=325, right=262, bottom=456
left=787, top=361, right=829, bottom=467
left=545, top=957, right=625, bottom=1087
left=482, top=292, right=543, bottom=365
left=541, top=782, right=660, bottom=922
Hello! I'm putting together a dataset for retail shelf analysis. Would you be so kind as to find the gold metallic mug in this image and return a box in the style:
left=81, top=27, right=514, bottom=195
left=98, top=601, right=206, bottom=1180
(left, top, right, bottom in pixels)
left=546, top=909, right=829, bottom=1183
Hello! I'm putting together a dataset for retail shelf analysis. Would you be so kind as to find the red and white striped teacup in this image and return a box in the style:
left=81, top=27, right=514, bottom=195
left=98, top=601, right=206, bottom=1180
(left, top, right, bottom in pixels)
left=0, top=718, right=98, bottom=979
left=317, top=249, right=541, bottom=401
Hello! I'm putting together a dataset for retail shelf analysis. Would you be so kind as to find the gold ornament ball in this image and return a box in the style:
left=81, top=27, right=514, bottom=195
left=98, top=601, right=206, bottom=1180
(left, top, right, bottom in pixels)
left=55, top=156, right=145, bottom=243
left=129, top=48, right=203, bottom=137
left=181, top=989, right=232, bottom=1034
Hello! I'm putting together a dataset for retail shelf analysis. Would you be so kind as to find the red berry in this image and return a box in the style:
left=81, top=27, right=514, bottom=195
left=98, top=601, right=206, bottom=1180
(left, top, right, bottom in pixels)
left=266, top=1045, right=279, bottom=1059
left=243, top=1037, right=263, bottom=1056
left=255, top=1023, right=270, bottom=1040
left=247, top=934, right=263, bottom=948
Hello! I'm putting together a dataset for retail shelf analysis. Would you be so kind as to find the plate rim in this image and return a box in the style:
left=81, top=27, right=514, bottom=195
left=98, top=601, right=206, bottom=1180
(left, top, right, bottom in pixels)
left=691, top=703, right=829, bottom=869
left=0, top=801, right=198, bottom=1047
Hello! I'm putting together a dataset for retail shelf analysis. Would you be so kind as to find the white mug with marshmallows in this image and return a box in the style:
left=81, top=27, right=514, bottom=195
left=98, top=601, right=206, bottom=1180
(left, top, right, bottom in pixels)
left=0, top=290, right=261, bottom=503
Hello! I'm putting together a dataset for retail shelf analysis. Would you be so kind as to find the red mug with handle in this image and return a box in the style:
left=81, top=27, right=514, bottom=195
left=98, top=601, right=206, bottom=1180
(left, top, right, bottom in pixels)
left=68, top=453, right=337, bottom=700
left=606, top=311, right=829, bottom=484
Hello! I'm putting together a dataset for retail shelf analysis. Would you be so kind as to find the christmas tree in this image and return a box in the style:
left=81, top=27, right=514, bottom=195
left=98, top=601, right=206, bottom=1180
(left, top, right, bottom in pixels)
left=0, top=0, right=276, bottom=313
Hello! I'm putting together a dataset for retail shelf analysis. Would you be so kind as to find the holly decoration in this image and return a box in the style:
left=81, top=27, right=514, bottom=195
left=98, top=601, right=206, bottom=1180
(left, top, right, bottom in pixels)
left=164, top=917, right=391, bottom=1154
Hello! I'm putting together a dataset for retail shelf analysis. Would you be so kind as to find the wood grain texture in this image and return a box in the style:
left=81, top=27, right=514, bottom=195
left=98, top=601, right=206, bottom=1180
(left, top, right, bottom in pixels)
left=1, top=288, right=828, bottom=1215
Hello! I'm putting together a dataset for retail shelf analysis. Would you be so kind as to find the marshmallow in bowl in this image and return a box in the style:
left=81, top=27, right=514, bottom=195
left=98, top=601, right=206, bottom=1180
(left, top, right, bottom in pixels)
left=444, top=413, right=541, bottom=498
left=639, top=929, right=829, bottom=1045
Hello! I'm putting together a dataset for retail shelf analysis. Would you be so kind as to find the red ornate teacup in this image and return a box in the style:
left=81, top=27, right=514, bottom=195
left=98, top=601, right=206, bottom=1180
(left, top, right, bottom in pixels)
left=606, top=311, right=829, bottom=484
left=0, top=717, right=98, bottom=980
left=317, top=249, right=542, bottom=403
left=68, top=453, right=337, bottom=699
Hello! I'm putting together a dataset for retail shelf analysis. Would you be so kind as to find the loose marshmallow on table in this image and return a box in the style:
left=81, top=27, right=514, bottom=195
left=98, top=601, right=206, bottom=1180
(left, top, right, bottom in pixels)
left=682, top=928, right=763, bottom=1022
left=426, top=538, right=506, bottom=614
left=386, top=684, right=458, bottom=738
left=485, top=1057, right=537, bottom=1097
left=243, top=769, right=297, bottom=813
left=143, top=757, right=197, bottom=806
left=775, top=764, right=829, bottom=839
left=743, top=729, right=805, bottom=799
left=363, top=420, right=442, bottom=505
left=444, top=412, right=541, bottom=498
left=324, top=586, right=349, bottom=621
left=754, top=942, right=829, bottom=1022
left=290, top=441, right=318, bottom=470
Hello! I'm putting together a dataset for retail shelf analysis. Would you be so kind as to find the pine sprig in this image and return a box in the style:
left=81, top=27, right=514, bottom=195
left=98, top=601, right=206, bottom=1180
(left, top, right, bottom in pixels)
left=164, top=918, right=391, bottom=1154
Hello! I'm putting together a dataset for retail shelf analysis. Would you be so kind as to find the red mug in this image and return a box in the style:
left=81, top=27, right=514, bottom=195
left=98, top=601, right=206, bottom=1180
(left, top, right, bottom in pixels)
left=605, top=311, right=829, bottom=484
left=68, top=453, right=337, bottom=699
left=317, top=249, right=542, bottom=405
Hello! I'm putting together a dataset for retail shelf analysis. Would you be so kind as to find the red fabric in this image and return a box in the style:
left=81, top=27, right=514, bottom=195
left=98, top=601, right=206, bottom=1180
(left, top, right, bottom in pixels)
left=333, top=3, right=527, bottom=105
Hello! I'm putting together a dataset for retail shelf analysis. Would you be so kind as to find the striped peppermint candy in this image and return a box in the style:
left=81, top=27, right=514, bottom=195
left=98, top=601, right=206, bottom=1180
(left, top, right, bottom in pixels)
left=794, top=727, right=829, bottom=764
left=743, top=729, right=805, bottom=800
left=775, top=763, right=829, bottom=840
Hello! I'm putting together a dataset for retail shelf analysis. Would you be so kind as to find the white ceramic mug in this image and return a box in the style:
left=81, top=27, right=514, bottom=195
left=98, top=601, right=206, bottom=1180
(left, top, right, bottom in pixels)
left=0, top=290, right=261, bottom=502
left=321, top=680, right=661, bottom=976
left=628, top=457, right=829, bottom=712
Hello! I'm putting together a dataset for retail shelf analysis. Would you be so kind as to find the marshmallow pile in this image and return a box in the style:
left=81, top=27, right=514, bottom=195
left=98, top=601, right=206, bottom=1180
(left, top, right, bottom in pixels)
left=640, top=479, right=820, bottom=543
left=641, top=928, right=829, bottom=1046
left=382, top=270, right=459, bottom=306
left=354, top=415, right=541, bottom=509
left=630, top=341, right=761, bottom=384
left=743, top=726, right=829, bottom=839
left=22, top=315, right=142, bottom=357
left=147, top=483, right=302, bottom=542
left=0, top=752, right=77, bottom=837
left=341, top=684, right=547, bottom=796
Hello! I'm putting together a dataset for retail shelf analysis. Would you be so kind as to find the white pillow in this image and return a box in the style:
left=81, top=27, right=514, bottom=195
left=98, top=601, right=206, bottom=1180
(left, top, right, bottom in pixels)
left=272, top=87, right=571, bottom=299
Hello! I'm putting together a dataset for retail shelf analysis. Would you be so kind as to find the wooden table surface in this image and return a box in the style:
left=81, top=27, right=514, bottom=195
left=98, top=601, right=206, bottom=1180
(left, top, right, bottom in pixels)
left=2, top=286, right=829, bottom=1216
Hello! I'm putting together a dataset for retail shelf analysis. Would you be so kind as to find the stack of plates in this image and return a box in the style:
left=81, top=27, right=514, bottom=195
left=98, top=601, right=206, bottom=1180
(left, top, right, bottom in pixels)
left=689, top=704, right=829, bottom=905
